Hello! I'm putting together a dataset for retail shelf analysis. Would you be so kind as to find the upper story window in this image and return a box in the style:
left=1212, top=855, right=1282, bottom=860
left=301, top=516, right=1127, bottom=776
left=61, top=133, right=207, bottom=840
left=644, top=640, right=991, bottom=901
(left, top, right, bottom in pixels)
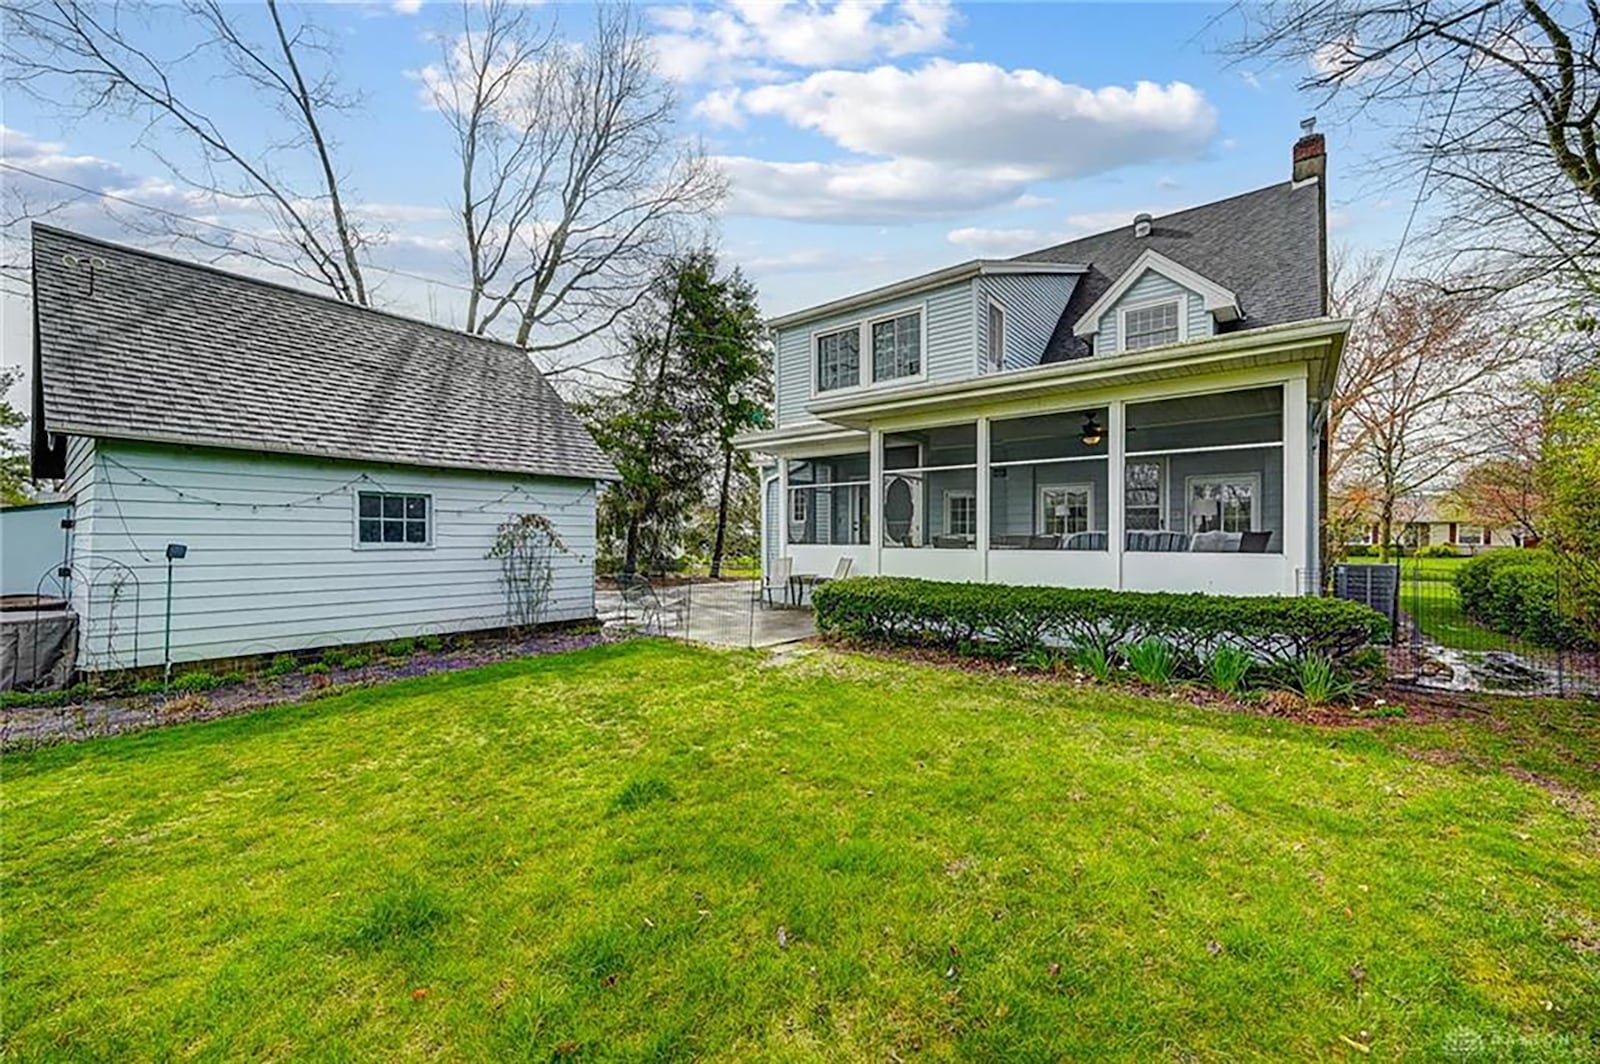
left=1122, top=300, right=1181, bottom=351
left=871, top=311, right=921, bottom=382
left=987, top=301, right=1005, bottom=372
left=816, top=327, right=861, bottom=393
left=357, top=491, right=430, bottom=547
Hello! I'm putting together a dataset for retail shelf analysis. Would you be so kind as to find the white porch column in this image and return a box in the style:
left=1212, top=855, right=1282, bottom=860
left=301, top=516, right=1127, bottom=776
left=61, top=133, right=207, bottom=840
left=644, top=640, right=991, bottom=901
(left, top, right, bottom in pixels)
left=976, top=415, right=991, bottom=582
left=1109, top=399, right=1126, bottom=590
left=776, top=457, right=790, bottom=563
left=1283, top=374, right=1310, bottom=594
left=868, top=427, right=883, bottom=575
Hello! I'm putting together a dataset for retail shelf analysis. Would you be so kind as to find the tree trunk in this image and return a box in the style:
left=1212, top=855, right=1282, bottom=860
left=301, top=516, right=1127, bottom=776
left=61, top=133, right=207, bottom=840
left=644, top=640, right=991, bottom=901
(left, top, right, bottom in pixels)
left=1379, top=495, right=1396, bottom=563
left=710, top=443, right=733, bottom=578
left=623, top=511, right=642, bottom=577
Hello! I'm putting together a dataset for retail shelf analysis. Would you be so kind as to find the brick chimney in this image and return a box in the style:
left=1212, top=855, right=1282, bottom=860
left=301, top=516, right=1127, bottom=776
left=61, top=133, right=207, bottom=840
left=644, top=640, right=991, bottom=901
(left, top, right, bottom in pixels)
left=1293, top=117, right=1326, bottom=183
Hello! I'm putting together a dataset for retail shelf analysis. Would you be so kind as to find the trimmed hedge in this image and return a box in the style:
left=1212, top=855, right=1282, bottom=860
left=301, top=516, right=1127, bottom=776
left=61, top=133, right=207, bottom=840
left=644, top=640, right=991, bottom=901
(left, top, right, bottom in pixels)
left=1454, top=550, right=1591, bottom=649
left=811, top=577, right=1390, bottom=681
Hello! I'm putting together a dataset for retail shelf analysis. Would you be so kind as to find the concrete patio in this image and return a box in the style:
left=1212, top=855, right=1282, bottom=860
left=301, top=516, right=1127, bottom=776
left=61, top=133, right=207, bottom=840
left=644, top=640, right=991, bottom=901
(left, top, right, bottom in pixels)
left=596, top=579, right=816, bottom=648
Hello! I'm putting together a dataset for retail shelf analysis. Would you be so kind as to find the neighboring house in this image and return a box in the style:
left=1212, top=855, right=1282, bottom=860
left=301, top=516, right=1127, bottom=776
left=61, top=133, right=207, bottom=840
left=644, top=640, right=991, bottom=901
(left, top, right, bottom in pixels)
left=27, top=226, right=617, bottom=672
left=1349, top=497, right=1530, bottom=553
left=737, top=129, right=1344, bottom=596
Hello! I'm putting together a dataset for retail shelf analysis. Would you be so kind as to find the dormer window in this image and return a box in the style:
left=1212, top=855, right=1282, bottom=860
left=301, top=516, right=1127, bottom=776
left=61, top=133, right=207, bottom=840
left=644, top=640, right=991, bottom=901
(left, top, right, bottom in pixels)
left=1122, top=300, right=1181, bottom=351
left=815, top=327, right=861, bottom=392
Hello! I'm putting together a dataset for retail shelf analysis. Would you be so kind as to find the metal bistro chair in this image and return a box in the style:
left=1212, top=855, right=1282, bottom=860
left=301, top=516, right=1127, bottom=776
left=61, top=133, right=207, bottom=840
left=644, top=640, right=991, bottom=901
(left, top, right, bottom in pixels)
left=617, top=573, right=684, bottom=634
left=797, top=556, right=852, bottom=605
left=760, top=557, right=794, bottom=609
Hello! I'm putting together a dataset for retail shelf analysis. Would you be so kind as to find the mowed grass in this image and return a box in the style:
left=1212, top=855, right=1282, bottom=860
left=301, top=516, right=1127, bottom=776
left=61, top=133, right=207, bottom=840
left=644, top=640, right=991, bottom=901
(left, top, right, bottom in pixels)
left=4, top=641, right=1599, bottom=1061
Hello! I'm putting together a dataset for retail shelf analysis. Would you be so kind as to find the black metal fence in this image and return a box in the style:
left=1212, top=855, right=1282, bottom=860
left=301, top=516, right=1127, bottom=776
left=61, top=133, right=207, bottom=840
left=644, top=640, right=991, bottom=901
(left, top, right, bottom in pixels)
left=1332, top=554, right=1599, bottom=698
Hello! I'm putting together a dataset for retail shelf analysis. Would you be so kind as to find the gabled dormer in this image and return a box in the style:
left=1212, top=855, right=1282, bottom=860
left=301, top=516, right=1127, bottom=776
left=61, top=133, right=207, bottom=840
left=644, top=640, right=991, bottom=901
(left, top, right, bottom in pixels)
left=1071, top=246, right=1241, bottom=354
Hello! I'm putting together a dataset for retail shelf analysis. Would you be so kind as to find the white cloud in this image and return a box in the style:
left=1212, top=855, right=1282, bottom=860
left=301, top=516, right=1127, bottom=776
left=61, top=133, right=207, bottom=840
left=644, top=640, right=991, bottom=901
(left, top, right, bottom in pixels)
left=1240, top=70, right=1261, bottom=90
left=716, top=62, right=1215, bottom=175
left=946, top=226, right=1054, bottom=256
left=717, top=154, right=1027, bottom=222
left=391, top=0, right=423, bottom=13
left=650, top=0, right=956, bottom=83
left=709, top=62, right=1217, bottom=222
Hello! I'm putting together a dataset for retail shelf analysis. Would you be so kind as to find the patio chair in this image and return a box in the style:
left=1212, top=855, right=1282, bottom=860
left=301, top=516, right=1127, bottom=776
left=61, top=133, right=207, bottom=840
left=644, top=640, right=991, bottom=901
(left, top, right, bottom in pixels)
left=616, top=573, right=683, bottom=634
left=1027, top=534, right=1061, bottom=550
left=1239, top=530, right=1273, bottom=553
left=759, top=557, right=794, bottom=608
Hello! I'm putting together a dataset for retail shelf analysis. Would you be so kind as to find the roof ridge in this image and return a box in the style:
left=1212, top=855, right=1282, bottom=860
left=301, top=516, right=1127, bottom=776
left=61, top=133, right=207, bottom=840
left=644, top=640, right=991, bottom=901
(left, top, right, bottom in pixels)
left=1011, top=179, right=1299, bottom=261
left=30, top=223, right=530, bottom=358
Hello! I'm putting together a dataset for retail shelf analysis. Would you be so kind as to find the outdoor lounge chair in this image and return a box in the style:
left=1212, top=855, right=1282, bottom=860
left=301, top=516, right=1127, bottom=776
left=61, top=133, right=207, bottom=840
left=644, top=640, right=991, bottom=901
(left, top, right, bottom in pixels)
left=616, top=573, right=683, bottom=634
left=760, top=557, right=794, bottom=608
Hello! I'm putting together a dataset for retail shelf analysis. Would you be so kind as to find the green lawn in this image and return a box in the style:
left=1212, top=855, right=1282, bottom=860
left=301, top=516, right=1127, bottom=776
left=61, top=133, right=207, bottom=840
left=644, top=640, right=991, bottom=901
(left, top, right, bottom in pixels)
left=1345, top=556, right=1529, bottom=652
left=5, top=641, right=1598, bottom=1061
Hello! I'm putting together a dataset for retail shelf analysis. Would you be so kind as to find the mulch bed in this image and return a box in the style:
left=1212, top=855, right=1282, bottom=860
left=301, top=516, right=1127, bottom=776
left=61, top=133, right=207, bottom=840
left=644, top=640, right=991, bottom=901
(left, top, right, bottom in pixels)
left=1, top=628, right=620, bottom=752
left=819, top=638, right=1494, bottom=729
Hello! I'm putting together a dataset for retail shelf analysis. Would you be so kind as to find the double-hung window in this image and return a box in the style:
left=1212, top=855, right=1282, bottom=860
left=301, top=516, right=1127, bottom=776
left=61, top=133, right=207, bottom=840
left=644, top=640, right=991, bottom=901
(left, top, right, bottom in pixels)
left=358, top=491, right=430, bottom=546
left=871, top=312, right=921, bottom=382
left=944, top=491, right=977, bottom=538
left=1122, top=300, right=1181, bottom=351
left=816, top=327, right=860, bottom=392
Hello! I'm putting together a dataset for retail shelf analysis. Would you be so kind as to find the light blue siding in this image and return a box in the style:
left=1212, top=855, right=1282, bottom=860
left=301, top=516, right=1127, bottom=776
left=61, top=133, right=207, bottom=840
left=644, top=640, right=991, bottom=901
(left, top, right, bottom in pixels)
left=1097, top=270, right=1214, bottom=352
left=763, top=472, right=778, bottom=574
left=70, top=439, right=600, bottom=670
left=0, top=502, right=70, bottom=595
left=977, top=274, right=1076, bottom=373
left=773, top=281, right=975, bottom=429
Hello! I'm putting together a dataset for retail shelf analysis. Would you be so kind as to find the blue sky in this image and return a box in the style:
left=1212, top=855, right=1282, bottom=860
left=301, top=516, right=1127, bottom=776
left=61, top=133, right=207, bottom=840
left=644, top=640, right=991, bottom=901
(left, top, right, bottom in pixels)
left=1, top=0, right=1412, bottom=373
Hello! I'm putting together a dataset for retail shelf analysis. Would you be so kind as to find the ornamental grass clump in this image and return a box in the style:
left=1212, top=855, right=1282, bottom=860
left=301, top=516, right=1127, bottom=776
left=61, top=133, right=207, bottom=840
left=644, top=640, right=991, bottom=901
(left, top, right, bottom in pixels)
left=1297, top=655, right=1355, bottom=706
left=1125, top=639, right=1177, bottom=687
left=1205, top=645, right=1253, bottom=695
left=1073, top=643, right=1116, bottom=683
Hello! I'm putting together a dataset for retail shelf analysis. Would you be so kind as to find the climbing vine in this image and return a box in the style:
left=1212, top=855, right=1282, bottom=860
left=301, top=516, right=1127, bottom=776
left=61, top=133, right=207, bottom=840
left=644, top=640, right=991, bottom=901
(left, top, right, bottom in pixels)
left=486, top=513, right=568, bottom=629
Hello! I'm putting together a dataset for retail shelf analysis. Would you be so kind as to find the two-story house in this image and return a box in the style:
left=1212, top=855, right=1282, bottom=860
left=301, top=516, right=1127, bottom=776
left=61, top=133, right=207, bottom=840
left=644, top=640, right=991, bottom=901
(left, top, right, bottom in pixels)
left=736, top=128, right=1346, bottom=597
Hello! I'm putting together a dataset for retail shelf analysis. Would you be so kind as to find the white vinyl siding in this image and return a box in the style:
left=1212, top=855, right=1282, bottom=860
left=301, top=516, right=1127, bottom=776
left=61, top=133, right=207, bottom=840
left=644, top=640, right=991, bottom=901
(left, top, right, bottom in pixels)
left=1097, top=270, right=1214, bottom=353
left=70, top=440, right=600, bottom=670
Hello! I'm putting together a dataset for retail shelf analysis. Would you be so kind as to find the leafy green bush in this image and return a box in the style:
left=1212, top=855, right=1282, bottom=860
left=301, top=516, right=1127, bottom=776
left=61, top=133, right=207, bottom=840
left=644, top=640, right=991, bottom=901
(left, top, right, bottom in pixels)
left=264, top=654, right=298, bottom=678
left=301, top=662, right=331, bottom=676
left=385, top=638, right=417, bottom=658
left=1415, top=543, right=1460, bottom=558
left=1343, top=543, right=1375, bottom=558
left=419, top=635, right=445, bottom=653
left=1454, top=550, right=1591, bottom=648
left=1125, top=639, right=1177, bottom=686
left=1205, top=645, right=1253, bottom=695
left=812, top=577, right=1390, bottom=683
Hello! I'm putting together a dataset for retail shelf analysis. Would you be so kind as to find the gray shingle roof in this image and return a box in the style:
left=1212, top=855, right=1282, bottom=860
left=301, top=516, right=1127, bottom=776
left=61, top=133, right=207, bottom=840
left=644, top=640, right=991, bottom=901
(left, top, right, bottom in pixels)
left=1012, top=181, right=1325, bottom=362
left=29, top=225, right=618, bottom=482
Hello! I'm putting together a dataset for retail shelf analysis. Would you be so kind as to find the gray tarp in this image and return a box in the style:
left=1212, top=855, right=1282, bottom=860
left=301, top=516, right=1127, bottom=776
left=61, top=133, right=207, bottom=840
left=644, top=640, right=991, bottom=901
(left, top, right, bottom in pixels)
left=0, top=611, right=78, bottom=691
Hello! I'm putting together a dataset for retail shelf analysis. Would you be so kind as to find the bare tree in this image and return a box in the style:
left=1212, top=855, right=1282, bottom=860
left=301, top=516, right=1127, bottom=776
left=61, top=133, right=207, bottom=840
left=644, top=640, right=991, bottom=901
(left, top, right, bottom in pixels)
left=3, top=0, right=372, bottom=302
left=425, top=0, right=724, bottom=360
left=1336, top=278, right=1531, bottom=557
left=1231, top=0, right=1600, bottom=298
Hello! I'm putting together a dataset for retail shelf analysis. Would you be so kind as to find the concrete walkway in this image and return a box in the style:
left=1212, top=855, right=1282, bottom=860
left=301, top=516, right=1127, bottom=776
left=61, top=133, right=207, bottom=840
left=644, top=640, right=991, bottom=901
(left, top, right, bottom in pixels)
left=597, top=579, right=815, bottom=648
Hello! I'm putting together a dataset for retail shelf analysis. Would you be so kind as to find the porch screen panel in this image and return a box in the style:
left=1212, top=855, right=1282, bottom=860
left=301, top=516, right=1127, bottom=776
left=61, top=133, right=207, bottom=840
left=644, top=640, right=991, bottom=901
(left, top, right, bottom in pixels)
left=1123, top=386, right=1285, bottom=554
left=989, top=409, right=1110, bottom=551
left=787, top=454, right=870, bottom=545
left=881, top=424, right=977, bottom=549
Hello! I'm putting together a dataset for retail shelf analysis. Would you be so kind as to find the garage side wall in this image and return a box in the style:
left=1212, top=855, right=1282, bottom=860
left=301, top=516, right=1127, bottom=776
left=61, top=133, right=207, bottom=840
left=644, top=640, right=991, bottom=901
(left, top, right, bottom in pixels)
left=74, top=440, right=599, bottom=670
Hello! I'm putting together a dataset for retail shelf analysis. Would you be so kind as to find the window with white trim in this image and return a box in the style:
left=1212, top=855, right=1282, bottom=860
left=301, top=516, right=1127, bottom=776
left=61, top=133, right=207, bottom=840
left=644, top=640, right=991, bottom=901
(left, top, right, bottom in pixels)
left=871, top=312, right=921, bottom=382
left=944, top=490, right=977, bottom=538
left=1040, top=484, right=1093, bottom=536
left=987, top=301, right=1005, bottom=372
left=357, top=491, right=430, bottom=546
left=1185, top=474, right=1259, bottom=533
left=1122, top=300, right=1180, bottom=351
left=816, top=327, right=860, bottom=392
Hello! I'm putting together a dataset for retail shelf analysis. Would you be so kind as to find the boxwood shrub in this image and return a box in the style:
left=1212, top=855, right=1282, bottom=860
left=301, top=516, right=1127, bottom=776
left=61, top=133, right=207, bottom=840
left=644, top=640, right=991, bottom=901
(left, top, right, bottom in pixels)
left=811, top=576, right=1390, bottom=682
left=1454, top=550, right=1591, bottom=648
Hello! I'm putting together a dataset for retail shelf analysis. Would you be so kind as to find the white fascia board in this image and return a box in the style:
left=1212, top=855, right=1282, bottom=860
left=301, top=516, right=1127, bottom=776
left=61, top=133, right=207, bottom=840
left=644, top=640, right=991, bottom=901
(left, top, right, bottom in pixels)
left=768, top=260, right=1086, bottom=331
left=1073, top=249, right=1241, bottom=338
